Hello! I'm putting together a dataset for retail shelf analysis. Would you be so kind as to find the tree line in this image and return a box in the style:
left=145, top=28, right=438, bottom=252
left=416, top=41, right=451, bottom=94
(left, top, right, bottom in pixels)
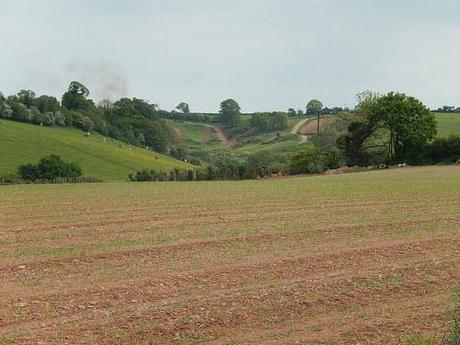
left=0, top=83, right=326, bottom=156
left=0, top=82, right=172, bottom=153
left=434, top=105, right=460, bottom=113
left=133, top=91, right=459, bottom=182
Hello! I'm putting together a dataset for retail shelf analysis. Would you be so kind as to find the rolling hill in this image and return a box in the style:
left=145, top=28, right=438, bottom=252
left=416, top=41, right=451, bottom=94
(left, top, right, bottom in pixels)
left=168, top=112, right=460, bottom=164
left=0, top=120, right=191, bottom=180
left=168, top=116, right=308, bottom=163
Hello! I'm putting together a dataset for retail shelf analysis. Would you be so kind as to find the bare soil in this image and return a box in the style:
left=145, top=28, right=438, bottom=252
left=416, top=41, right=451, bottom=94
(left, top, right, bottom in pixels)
left=299, top=117, right=332, bottom=134
left=0, top=166, right=459, bottom=344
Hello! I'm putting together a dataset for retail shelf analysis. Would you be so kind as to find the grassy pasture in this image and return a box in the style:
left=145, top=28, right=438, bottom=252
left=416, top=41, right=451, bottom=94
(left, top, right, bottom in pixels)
left=0, top=165, right=459, bottom=344
left=434, top=113, right=460, bottom=138
left=0, top=120, right=190, bottom=180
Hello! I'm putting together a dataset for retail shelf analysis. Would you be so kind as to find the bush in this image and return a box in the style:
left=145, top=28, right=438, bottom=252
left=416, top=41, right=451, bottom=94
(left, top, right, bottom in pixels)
left=249, top=112, right=288, bottom=132
left=427, top=135, right=460, bottom=163
left=18, top=155, right=83, bottom=181
left=288, top=147, right=328, bottom=174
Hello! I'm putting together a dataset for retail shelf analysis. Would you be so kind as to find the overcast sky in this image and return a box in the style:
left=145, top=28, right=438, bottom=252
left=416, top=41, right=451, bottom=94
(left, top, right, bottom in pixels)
left=0, top=0, right=459, bottom=112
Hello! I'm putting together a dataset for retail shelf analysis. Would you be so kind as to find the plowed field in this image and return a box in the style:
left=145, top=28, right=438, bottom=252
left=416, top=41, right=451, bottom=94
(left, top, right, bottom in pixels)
left=1, top=166, right=459, bottom=344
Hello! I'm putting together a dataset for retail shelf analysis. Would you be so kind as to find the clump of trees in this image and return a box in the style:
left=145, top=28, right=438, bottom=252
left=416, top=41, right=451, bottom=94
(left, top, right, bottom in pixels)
left=0, top=82, right=173, bottom=153
left=249, top=112, right=288, bottom=132
left=0, top=90, right=64, bottom=127
left=434, top=105, right=460, bottom=113
left=219, top=99, right=241, bottom=127
left=1, top=155, right=100, bottom=185
left=18, top=155, right=82, bottom=180
left=338, top=92, right=437, bottom=165
left=158, top=111, right=218, bottom=123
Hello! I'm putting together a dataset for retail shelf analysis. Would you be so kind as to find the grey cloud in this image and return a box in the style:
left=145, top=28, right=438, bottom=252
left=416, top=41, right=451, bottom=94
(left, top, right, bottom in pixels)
left=0, top=0, right=459, bottom=112
left=66, top=61, right=128, bottom=102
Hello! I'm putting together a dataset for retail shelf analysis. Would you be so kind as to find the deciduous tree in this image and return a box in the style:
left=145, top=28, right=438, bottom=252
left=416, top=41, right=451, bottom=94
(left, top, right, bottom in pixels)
left=219, top=99, right=241, bottom=127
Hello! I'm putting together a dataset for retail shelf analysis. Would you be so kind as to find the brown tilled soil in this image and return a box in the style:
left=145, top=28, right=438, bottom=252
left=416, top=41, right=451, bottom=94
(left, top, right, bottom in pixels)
left=299, top=118, right=332, bottom=134
left=0, top=166, right=459, bottom=344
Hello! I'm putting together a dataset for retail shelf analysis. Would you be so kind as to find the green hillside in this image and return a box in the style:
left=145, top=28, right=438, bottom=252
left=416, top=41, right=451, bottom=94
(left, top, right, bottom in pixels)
left=0, top=120, right=191, bottom=180
left=434, top=113, right=460, bottom=137
left=166, top=112, right=459, bottom=165
left=168, top=115, right=306, bottom=163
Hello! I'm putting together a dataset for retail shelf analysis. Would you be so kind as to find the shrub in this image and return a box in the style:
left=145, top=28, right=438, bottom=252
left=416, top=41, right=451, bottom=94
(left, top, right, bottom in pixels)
left=288, top=147, right=328, bottom=174
left=427, top=135, right=460, bottom=163
left=18, top=163, right=38, bottom=180
left=129, top=169, right=161, bottom=182
left=0, top=101, right=13, bottom=118
left=249, top=112, right=288, bottom=132
left=18, top=155, right=83, bottom=181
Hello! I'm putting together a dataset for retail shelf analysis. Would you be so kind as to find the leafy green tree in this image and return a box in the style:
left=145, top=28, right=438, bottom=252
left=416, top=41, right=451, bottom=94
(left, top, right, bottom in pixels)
left=372, top=92, right=436, bottom=161
left=0, top=95, right=13, bottom=119
left=339, top=91, right=437, bottom=165
left=17, top=89, right=36, bottom=107
left=82, top=116, right=94, bottom=132
left=62, top=81, right=91, bottom=110
left=176, top=102, right=190, bottom=113
left=306, top=99, right=323, bottom=115
left=54, top=111, right=66, bottom=126
left=33, top=95, right=60, bottom=113
left=43, top=112, right=56, bottom=126
left=219, top=99, right=241, bottom=127
left=306, top=99, right=323, bottom=132
left=9, top=102, right=31, bottom=122
left=337, top=91, right=381, bottom=165
left=31, top=107, right=44, bottom=125
left=68, top=81, right=89, bottom=97
left=287, top=108, right=297, bottom=116
left=271, top=112, right=288, bottom=130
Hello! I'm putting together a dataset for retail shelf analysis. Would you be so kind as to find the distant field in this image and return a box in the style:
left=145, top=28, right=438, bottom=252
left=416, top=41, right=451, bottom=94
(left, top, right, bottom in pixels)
left=0, top=120, right=190, bottom=180
left=1, top=166, right=458, bottom=344
left=434, top=112, right=460, bottom=138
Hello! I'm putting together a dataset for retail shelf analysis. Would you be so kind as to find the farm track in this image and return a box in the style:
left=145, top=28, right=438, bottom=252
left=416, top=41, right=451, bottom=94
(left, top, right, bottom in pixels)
left=203, top=125, right=235, bottom=147
left=0, top=166, right=459, bottom=344
left=291, top=118, right=311, bottom=143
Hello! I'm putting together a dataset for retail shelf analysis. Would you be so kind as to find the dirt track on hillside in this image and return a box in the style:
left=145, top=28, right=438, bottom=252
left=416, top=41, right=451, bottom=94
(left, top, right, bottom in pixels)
left=291, top=118, right=311, bottom=143
left=299, top=117, right=331, bottom=134
left=204, top=124, right=235, bottom=147
left=291, top=117, right=332, bottom=144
